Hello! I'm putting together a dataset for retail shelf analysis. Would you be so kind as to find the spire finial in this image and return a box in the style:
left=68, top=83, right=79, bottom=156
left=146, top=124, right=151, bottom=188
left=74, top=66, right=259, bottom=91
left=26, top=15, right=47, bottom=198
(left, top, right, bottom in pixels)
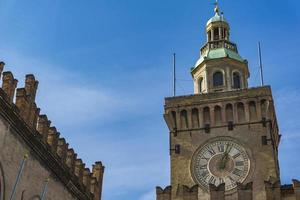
left=214, top=0, right=220, bottom=14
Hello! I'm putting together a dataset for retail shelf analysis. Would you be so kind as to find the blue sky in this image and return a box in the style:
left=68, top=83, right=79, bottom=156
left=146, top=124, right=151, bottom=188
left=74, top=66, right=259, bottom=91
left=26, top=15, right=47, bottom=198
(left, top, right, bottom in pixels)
left=0, top=0, right=300, bottom=200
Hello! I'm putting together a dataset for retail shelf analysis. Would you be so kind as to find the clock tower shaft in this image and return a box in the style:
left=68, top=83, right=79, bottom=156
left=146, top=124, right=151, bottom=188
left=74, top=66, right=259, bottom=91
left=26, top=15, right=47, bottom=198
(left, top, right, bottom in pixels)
left=156, top=2, right=300, bottom=200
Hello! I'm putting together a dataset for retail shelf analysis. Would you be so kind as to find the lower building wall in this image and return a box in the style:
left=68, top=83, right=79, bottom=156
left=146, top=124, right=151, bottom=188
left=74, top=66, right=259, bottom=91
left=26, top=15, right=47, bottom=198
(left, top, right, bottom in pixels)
left=156, top=184, right=300, bottom=200
left=0, top=116, right=76, bottom=200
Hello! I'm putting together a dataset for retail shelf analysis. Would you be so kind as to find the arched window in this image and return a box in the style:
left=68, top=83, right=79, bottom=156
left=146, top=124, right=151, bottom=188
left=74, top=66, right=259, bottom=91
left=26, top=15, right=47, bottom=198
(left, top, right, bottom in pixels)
left=213, top=28, right=219, bottom=40
left=213, top=71, right=224, bottom=87
left=198, top=78, right=203, bottom=93
left=180, top=110, right=188, bottom=129
left=233, top=72, right=241, bottom=89
left=171, top=111, right=177, bottom=128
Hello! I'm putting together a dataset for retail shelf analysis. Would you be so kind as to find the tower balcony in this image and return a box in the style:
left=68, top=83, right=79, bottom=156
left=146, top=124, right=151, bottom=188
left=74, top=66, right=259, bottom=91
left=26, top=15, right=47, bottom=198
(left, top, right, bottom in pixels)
left=201, top=40, right=238, bottom=55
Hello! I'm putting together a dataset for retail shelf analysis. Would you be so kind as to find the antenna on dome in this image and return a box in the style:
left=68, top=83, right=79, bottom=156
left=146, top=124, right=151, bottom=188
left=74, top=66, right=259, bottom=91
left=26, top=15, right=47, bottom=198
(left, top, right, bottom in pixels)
left=258, top=42, right=265, bottom=86
left=173, top=53, right=176, bottom=97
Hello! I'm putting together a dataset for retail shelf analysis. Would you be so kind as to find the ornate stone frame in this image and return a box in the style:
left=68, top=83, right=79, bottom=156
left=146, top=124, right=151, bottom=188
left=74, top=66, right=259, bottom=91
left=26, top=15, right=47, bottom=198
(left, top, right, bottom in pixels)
left=190, top=136, right=252, bottom=193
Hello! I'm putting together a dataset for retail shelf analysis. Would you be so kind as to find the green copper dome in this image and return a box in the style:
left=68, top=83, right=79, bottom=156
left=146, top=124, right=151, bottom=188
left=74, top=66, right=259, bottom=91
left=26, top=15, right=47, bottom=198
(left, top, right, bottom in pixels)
left=206, top=13, right=228, bottom=26
left=192, top=48, right=246, bottom=71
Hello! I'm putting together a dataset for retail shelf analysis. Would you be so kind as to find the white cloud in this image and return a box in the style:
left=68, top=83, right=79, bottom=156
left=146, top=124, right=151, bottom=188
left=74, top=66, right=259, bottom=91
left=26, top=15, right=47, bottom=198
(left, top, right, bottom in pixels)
left=0, top=48, right=171, bottom=200
left=0, top=48, right=149, bottom=128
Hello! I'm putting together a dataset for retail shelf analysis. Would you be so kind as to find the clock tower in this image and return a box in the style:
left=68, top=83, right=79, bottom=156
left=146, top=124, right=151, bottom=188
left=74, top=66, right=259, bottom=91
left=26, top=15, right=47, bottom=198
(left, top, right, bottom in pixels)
left=156, top=3, right=300, bottom=200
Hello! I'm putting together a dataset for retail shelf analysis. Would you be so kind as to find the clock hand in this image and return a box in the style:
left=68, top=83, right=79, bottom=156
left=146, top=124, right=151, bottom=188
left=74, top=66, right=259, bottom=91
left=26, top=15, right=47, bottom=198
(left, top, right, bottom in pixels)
left=219, top=145, right=232, bottom=170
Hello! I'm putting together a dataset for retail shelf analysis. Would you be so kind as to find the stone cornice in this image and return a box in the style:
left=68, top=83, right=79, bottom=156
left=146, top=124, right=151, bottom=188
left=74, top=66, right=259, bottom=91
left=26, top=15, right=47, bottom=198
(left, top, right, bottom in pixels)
left=165, top=86, right=272, bottom=108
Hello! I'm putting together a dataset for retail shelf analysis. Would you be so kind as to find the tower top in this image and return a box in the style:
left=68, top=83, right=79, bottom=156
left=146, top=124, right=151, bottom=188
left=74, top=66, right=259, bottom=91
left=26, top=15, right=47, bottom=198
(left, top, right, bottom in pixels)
left=207, top=0, right=227, bottom=26
left=190, top=2, right=249, bottom=94
left=214, top=0, right=220, bottom=14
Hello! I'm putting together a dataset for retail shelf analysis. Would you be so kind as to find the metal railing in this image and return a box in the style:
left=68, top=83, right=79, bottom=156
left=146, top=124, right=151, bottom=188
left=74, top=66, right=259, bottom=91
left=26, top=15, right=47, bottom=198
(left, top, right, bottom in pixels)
left=201, top=40, right=238, bottom=55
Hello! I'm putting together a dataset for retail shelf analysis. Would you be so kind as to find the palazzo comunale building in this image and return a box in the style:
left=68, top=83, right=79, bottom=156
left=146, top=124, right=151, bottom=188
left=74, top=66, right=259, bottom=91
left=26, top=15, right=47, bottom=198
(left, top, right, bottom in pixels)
left=156, top=4, right=300, bottom=200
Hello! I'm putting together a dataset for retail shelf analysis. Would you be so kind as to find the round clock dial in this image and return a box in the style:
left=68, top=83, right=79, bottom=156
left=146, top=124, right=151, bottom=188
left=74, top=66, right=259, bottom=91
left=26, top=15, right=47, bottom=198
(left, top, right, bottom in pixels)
left=191, top=138, right=250, bottom=191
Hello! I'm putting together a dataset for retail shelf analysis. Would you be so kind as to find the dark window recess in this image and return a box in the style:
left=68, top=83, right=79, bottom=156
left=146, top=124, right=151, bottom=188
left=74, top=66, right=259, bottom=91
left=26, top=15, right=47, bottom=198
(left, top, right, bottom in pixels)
left=175, top=145, right=181, bottom=154
left=228, top=121, right=234, bottom=131
left=213, top=72, right=224, bottom=87
left=262, top=117, right=267, bottom=127
left=205, top=124, right=210, bottom=133
left=233, top=72, right=241, bottom=89
left=261, top=136, right=270, bottom=146
left=214, top=28, right=219, bottom=40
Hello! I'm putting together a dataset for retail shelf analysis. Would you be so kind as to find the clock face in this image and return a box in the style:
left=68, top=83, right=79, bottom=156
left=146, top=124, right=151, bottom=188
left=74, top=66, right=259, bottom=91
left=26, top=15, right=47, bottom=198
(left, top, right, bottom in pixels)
left=191, top=138, right=250, bottom=191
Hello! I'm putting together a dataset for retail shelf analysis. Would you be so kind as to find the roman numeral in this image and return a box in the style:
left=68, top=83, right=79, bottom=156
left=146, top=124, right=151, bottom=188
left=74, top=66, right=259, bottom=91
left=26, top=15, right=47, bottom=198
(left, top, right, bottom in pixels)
left=209, top=176, right=216, bottom=184
left=201, top=156, right=210, bottom=161
left=235, top=161, right=244, bottom=167
left=228, top=176, right=236, bottom=184
left=225, top=144, right=233, bottom=154
left=200, top=164, right=207, bottom=170
left=232, top=168, right=243, bottom=177
left=207, top=147, right=216, bottom=156
left=201, top=170, right=209, bottom=178
left=218, top=144, right=225, bottom=152
left=233, top=153, right=241, bottom=159
left=219, top=178, right=224, bottom=184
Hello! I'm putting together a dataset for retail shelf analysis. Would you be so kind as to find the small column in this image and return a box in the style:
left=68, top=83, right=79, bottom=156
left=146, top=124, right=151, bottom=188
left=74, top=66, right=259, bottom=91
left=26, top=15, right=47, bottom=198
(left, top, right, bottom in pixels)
left=244, top=101, right=250, bottom=122
left=233, top=103, right=239, bottom=124
left=256, top=99, right=262, bottom=120
left=207, top=31, right=210, bottom=42
left=187, top=108, right=192, bottom=130
left=219, top=27, right=222, bottom=40
left=198, top=107, right=204, bottom=128
left=226, top=67, right=230, bottom=91
left=176, top=111, right=181, bottom=131
left=225, top=30, right=229, bottom=40
left=221, top=104, right=226, bottom=125
left=209, top=106, right=215, bottom=127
